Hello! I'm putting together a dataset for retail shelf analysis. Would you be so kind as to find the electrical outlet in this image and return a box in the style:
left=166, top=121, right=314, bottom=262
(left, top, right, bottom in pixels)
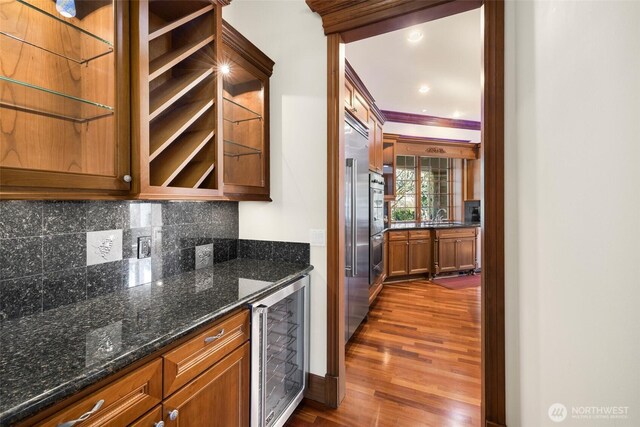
left=137, top=236, right=152, bottom=259
left=310, top=229, right=326, bottom=247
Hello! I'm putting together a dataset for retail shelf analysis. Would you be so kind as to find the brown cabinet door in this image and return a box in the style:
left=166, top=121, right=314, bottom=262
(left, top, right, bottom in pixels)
left=163, top=343, right=250, bottom=427
left=457, top=237, right=476, bottom=270
left=408, top=240, right=431, bottom=274
left=345, top=81, right=354, bottom=109
left=375, top=122, right=384, bottom=173
left=1, top=1, right=130, bottom=196
left=352, top=91, right=369, bottom=126
left=437, top=238, right=458, bottom=273
left=388, top=240, right=409, bottom=276
left=368, top=116, right=376, bottom=171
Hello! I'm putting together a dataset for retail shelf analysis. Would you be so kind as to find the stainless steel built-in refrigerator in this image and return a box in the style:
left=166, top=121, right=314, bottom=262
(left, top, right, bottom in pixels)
left=344, top=112, right=370, bottom=343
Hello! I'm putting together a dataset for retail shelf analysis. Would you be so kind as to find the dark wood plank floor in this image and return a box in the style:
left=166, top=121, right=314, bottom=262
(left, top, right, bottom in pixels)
left=286, top=279, right=481, bottom=427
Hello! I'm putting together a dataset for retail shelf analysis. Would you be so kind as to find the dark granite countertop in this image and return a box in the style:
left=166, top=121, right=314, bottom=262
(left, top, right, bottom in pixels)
left=0, top=259, right=313, bottom=426
left=385, top=222, right=481, bottom=232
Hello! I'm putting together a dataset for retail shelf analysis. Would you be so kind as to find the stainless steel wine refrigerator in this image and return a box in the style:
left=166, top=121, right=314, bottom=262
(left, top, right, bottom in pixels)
left=250, top=275, right=310, bottom=427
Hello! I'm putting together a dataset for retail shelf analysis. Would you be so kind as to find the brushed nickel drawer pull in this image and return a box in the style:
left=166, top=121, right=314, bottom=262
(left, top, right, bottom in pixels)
left=58, top=399, right=104, bottom=427
left=204, top=329, right=225, bottom=344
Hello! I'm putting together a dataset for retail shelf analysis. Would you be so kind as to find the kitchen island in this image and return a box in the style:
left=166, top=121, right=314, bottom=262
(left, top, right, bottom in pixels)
left=384, top=222, right=480, bottom=280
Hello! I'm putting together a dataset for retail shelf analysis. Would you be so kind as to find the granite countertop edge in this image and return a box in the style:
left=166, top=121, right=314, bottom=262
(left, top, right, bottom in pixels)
left=0, top=264, right=313, bottom=426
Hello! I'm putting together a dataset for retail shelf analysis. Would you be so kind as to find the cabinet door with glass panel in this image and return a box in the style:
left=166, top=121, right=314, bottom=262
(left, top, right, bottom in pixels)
left=221, top=22, right=274, bottom=200
left=0, top=0, right=129, bottom=196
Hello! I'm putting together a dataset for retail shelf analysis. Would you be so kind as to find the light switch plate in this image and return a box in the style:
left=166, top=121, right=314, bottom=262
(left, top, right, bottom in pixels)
left=310, top=229, right=326, bottom=247
left=87, top=229, right=123, bottom=266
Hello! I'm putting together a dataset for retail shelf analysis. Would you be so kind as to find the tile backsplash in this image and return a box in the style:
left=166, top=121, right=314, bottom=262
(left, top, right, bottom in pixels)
left=0, top=200, right=239, bottom=321
left=0, top=200, right=311, bottom=322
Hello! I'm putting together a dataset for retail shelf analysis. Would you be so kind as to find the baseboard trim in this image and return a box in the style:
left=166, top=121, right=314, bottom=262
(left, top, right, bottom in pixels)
left=486, top=421, right=507, bottom=427
left=305, top=373, right=326, bottom=404
left=324, top=374, right=340, bottom=408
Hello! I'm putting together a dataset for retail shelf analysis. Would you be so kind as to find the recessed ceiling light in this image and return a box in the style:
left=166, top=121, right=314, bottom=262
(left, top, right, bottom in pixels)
left=220, top=64, right=231, bottom=75
left=421, top=109, right=428, bottom=113
left=418, top=85, right=430, bottom=94
left=453, top=111, right=462, bottom=118
left=407, top=30, right=423, bottom=43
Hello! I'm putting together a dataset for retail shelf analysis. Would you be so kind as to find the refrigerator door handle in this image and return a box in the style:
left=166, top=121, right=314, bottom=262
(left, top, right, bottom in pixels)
left=350, top=158, right=358, bottom=276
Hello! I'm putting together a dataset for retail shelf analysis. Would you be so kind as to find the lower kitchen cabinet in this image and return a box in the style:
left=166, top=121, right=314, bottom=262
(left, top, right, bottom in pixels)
left=38, top=360, right=163, bottom=427
left=131, top=406, right=164, bottom=427
left=457, top=237, right=477, bottom=270
left=434, top=228, right=478, bottom=275
left=30, top=310, right=250, bottom=427
left=388, top=239, right=409, bottom=277
left=437, top=238, right=459, bottom=274
left=408, top=239, right=431, bottom=274
left=163, top=343, right=250, bottom=427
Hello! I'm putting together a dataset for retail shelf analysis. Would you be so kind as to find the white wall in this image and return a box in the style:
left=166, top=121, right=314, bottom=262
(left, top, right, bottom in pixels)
left=383, top=121, right=481, bottom=142
left=505, top=1, right=640, bottom=426
left=223, top=0, right=328, bottom=376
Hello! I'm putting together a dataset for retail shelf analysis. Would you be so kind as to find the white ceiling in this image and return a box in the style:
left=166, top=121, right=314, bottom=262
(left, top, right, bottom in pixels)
left=345, top=9, right=482, bottom=122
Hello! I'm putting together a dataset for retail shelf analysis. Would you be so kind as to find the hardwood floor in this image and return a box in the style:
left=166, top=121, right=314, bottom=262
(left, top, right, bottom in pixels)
left=287, top=279, right=481, bottom=426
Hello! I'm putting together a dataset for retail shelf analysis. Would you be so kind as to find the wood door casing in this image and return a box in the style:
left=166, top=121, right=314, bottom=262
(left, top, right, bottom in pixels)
left=388, top=240, right=408, bottom=277
left=163, top=342, right=250, bottom=427
left=408, top=239, right=430, bottom=274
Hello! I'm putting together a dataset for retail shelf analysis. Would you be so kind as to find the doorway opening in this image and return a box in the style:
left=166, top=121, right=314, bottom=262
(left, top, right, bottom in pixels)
left=297, top=1, right=504, bottom=426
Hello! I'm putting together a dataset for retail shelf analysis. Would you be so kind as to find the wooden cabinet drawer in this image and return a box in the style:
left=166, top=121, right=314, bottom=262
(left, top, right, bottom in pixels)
left=409, top=230, right=431, bottom=240
left=388, top=231, right=409, bottom=241
left=130, top=405, right=163, bottom=427
left=40, top=359, right=162, bottom=427
left=436, top=228, right=476, bottom=239
left=162, top=309, right=250, bottom=397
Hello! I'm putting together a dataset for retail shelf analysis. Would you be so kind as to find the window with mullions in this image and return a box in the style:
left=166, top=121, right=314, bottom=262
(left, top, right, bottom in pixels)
left=420, top=157, right=452, bottom=221
left=391, top=155, right=416, bottom=221
left=391, top=155, right=453, bottom=222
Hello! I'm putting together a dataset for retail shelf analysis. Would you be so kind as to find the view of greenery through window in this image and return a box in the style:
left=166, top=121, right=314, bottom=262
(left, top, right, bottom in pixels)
left=391, top=155, right=452, bottom=222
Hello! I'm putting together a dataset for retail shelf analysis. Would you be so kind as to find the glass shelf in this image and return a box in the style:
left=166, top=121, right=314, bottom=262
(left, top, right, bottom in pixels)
left=0, top=0, right=114, bottom=65
left=224, top=139, right=262, bottom=158
left=0, top=76, right=114, bottom=123
left=223, top=97, right=262, bottom=124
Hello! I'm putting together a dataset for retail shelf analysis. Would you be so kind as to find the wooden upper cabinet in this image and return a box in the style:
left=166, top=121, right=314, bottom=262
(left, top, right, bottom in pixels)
left=345, top=80, right=354, bottom=110
left=163, top=342, right=250, bottom=427
left=131, top=0, right=221, bottom=199
left=368, top=116, right=376, bottom=171
left=0, top=0, right=130, bottom=197
left=345, top=61, right=384, bottom=174
left=221, top=21, right=274, bottom=200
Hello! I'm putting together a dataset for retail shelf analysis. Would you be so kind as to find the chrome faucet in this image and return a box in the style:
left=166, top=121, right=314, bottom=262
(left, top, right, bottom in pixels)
left=434, top=208, right=447, bottom=224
